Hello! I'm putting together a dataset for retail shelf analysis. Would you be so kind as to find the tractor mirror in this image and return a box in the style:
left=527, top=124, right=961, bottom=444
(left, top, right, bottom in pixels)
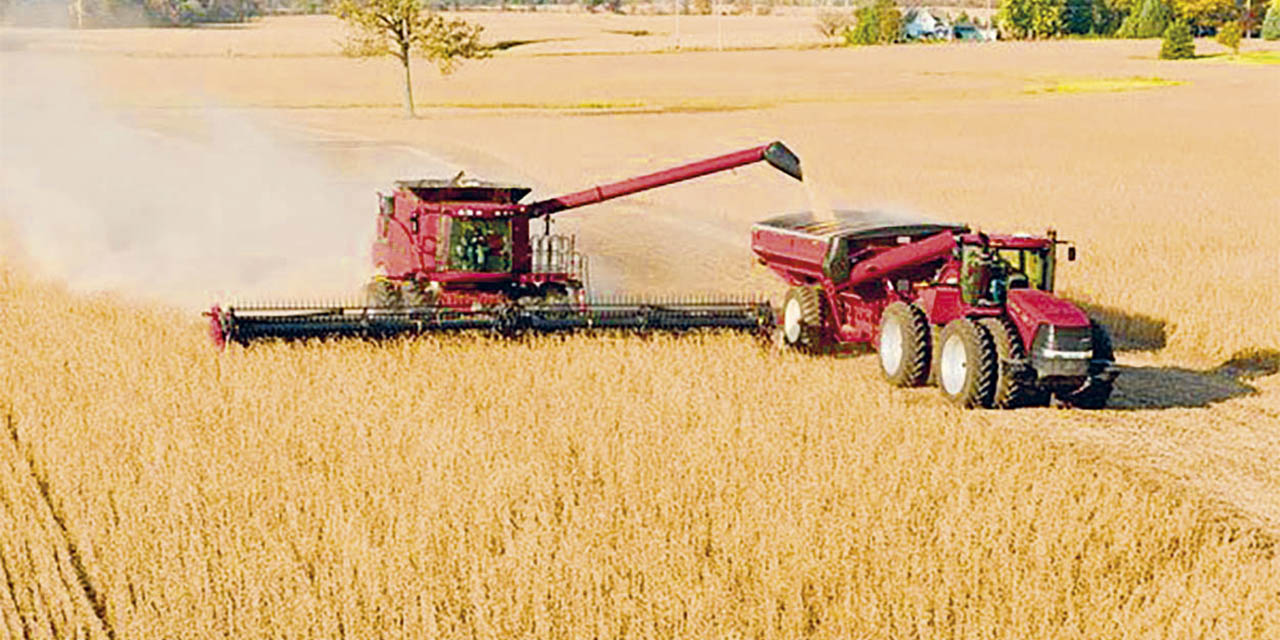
left=1067, top=246, right=1076, bottom=262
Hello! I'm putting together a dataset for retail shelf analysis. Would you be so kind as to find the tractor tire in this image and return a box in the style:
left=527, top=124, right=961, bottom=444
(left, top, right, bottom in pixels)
left=781, top=286, right=825, bottom=353
left=926, top=324, right=942, bottom=387
left=1057, top=322, right=1115, bottom=409
left=937, top=318, right=998, bottom=408
left=878, top=302, right=931, bottom=387
left=979, top=317, right=1044, bottom=408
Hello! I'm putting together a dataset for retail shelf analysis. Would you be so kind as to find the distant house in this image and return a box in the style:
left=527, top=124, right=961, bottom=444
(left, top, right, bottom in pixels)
left=903, top=8, right=951, bottom=40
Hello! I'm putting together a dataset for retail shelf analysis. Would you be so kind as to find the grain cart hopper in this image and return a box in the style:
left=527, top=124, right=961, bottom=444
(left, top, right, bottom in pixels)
left=208, top=141, right=803, bottom=346
left=751, top=210, right=1118, bottom=408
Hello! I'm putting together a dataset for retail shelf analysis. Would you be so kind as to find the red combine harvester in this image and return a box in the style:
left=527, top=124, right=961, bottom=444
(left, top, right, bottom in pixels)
left=751, top=210, right=1118, bottom=408
left=208, top=141, right=803, bottom=346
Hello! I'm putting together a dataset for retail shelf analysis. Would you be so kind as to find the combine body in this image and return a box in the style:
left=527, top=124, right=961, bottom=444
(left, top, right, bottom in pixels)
left=209, top=142, right=802, bottom=346
left=751, top=210, right=1117, bottom=408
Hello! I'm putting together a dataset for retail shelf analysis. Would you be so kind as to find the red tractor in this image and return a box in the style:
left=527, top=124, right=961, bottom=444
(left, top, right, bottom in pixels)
left=751, top=210, right=1118, bottom=408
left=209, top=141, right=803, bottom=346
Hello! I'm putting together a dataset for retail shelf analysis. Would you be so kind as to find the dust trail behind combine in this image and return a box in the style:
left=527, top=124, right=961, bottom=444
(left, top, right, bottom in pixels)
left=0, top=53, right=383, bottom=309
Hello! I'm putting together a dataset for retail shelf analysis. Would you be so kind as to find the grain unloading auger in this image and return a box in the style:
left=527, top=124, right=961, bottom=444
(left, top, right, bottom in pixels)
left=207, top=142, right=803, bottom=347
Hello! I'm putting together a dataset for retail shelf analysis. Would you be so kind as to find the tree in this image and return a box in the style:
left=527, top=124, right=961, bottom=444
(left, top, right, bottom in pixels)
left=1160, top=20, right=1196, bottom=56
left=844, top=0, right=902, bottom=45
left=997, top=0, right=1066, bottom=39
left=1065, top=0, right=1094, bottom=33
left=335, top=0, right=489, bottom=118
left=1264, top=0, right=1280, bottom=39
left=1170, top=0, right=1238, bottom=33
left=1215, top=19, right=1242, bottom=51
left=1117, top=0, right=1172, bottom=36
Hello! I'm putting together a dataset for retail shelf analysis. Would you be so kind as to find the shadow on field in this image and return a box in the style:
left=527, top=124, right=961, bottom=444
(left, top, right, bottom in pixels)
left=1076, top=302, right=1168, bottom=351
left=1108, top=349, right=1280, bottom=410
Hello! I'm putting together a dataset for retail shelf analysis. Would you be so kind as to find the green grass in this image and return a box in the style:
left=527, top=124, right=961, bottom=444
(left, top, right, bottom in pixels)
left=1023, top=76, right=1185, bottom=95
left=1195, top=50, right=1280, bottom=65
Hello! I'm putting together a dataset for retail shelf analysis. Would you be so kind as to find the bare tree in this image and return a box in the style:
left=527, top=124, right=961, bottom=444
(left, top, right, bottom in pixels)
left=334, top=0, right=488, bottom=118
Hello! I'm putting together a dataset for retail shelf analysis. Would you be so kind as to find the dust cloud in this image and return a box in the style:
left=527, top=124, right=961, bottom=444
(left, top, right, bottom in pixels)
left=0, top=53, right=372, bottom=310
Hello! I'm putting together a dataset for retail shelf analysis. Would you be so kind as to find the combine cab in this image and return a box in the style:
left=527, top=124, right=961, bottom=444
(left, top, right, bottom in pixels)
left=209, top=141, right=803, bottom=346
left=751, top=210, right=1118, bottom=409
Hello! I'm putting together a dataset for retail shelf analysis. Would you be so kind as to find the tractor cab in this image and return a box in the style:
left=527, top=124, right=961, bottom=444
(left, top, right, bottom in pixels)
left=956, top=234, right=1063, bottom=306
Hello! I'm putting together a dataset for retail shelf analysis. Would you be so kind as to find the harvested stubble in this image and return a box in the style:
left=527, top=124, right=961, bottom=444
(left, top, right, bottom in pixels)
left=0, top=262, right=1277, bottom=638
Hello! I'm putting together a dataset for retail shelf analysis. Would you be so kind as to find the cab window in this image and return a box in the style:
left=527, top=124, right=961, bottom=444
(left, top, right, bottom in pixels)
left=449, top=218, right=512, bottom=273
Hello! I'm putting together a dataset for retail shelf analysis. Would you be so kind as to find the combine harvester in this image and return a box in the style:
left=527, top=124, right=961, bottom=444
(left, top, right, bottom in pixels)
left=751, top=211, right=1118, bottom=409
left=208, top=141, right=803, bottom=346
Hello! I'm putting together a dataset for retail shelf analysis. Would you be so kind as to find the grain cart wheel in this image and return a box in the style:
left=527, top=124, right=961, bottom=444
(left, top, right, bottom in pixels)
left=878, top=302, right=931, bottom=387
left=1057, top=322, right=1115, bottom=409
left=979, top=317, right=1044, bottom=408
left=781, top=286, right=825, bottom=352
left=937, top=318, right=998, bottom=408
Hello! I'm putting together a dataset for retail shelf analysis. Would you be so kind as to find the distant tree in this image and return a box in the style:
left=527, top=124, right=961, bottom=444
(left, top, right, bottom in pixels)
left=1170, top=0, right=1238, bottom=33
left=692, top=0, right=711, bottom=14
left=1091, top=0, right=1128, bottom=34
left=845, top=0, right=902, bottom=45
left=1065, top=0, right=1094, bottom=33
left=815, top=8, right=854, bottom=38
left=1160, top=19, right=1196, bottom=56
left=1264, top=0, right=1280, bottom=38
left=1117, top=0, right=1172, bottom=36
left=334, top=0, right=488, bottom=118
left=997, top=0, right=1065, bottom=39
left=1215, top=19, right=1242, bottom=50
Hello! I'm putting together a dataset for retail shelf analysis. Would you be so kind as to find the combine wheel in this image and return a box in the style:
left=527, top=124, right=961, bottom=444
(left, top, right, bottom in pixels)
left=979, top=317, right=1044, bottom=408
left=1056, top=322, right=1115, bottom=409
left=780, top=286, right=825, bottom=353
left=937, top=318, right=998, bottom=408
left=878, top=302, right=931, bottom=387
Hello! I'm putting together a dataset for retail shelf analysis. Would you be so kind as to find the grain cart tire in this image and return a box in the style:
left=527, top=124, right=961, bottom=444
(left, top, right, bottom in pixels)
left=937, top=318, right=998, bottom=408
left=979, top=317, right=1044, bottom=408
left=878, top=302, right=931, bottom=387
left=1057, top=322, right=1115, bottom=409
left=781, top=286, right=825, bottom=353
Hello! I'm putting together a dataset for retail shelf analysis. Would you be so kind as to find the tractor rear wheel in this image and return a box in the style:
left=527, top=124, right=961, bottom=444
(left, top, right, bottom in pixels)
left=878, top=302, right=931, bottom=387
left=979, top=317, right=1044, bottom=408
left=1057, top=322, right=1115, bottom=409
left=781, top=286, right=825, bottom=353
left=937, top=318, right=998, bottom=408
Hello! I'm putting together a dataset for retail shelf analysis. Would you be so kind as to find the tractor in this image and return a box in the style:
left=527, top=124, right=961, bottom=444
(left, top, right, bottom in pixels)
left=751, top=210, right=1118, bottom=408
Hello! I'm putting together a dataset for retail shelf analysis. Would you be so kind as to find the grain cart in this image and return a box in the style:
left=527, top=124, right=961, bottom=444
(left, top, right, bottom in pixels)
left=751, top=210, right=1117, bottom=408
left=208, top=141, right=803, bottom=346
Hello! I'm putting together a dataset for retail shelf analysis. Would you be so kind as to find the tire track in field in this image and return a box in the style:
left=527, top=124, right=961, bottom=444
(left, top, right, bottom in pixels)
left=3, top=412, right=115, bottom=639
left=982, top=368, right=1280, bottom=537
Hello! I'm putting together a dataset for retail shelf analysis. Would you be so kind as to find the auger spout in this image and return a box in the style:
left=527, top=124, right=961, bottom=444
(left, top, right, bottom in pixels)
left=527, top=141, right=802, bottom=217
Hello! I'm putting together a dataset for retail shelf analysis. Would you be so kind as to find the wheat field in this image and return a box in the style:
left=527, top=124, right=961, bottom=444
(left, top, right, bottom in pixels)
left=2, top=262, right=1278, bottom=638
left=3, top=13, right=1280, bottom=639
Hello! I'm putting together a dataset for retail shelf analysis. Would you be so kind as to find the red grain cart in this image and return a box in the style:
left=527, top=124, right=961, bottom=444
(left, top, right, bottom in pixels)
left=751, top=210, right=1117, bottom=408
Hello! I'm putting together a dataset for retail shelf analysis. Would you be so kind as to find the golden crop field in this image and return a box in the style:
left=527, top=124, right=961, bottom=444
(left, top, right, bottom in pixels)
left=2, top=11, right=1279, bottom=639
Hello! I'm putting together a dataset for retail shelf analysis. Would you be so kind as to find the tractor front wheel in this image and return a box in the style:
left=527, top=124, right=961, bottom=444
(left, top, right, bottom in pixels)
left=979, top=317, right=1045, bottom=408
left=878, top=302, right=931, bottom=387
left=937, top=318, right=998, bottom=408
left=781, top=286, right=825, bottom=353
